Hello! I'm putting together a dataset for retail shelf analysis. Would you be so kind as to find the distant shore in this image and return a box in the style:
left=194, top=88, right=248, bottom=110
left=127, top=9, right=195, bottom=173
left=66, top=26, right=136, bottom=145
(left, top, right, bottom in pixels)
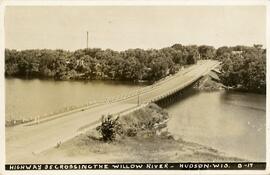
left=5, top=45, right=266, bottom=94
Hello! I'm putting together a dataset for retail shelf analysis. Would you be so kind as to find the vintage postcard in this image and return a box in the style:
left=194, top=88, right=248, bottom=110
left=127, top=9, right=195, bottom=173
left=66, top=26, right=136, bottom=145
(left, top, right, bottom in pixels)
left=0, top=0, right=269, bottom=175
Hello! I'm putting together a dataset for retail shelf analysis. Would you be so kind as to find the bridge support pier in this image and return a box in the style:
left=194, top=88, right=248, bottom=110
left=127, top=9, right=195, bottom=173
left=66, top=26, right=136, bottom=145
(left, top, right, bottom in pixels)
left=155, top=90, right=183, bottom=107
left=153, top=79, right=201, bottom=108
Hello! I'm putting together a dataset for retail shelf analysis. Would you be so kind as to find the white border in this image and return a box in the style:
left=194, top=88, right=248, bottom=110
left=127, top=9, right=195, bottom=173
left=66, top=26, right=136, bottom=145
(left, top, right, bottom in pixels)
left=0, top=0, right=269, bottom=175
left=2, top=0, right=267, bottom=6
left=0, top=0, right=268, bottom=6
left=0, top=1, right=6, bottom=175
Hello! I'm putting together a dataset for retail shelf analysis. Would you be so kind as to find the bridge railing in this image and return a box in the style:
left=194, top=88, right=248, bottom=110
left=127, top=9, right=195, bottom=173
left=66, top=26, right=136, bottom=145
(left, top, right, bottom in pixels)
left=146, top=61, right=220, bottom=103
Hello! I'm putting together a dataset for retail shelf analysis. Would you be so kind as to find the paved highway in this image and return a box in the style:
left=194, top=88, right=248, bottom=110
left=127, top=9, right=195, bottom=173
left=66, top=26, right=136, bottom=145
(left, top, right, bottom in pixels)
left=6, top=60, right=219, bottom=163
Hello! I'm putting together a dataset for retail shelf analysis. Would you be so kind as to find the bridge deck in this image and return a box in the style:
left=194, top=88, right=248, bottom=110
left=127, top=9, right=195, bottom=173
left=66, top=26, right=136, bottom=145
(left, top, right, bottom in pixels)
left=6, top=60, right=220, bottom=163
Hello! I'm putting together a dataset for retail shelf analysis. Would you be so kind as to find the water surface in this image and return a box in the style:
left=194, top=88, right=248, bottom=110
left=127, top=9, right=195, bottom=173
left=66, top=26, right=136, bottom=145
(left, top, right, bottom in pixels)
left=5, top=78, right=143, bottom=120
left=166, top=89, right=266, bottom=161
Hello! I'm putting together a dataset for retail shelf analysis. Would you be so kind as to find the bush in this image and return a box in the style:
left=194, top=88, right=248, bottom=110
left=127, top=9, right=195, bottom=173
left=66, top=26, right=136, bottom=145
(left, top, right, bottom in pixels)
left=96, top=115, right=122, bottom=142
left=126, top=128, right=137, bottom=137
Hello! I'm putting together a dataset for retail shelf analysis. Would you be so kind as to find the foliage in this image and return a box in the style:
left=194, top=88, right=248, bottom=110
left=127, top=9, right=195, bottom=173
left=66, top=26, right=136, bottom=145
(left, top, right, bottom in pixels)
left=217, top=45, right=266, bottom=94
left=5, top=44, right=266, bottom=93
left=198, top=45, right=216, bottom=60
left=96, top=115, right=122, bottom=142
left=5, top=44, right=202, bottom=82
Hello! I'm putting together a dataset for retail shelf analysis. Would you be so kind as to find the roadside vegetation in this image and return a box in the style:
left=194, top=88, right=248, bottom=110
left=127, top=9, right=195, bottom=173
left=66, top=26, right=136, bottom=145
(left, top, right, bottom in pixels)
left=96, top=115, right=122, bottom=142
left=5, top=44, right=266, bottom=93
left=96, top=104, right=170, bottom=142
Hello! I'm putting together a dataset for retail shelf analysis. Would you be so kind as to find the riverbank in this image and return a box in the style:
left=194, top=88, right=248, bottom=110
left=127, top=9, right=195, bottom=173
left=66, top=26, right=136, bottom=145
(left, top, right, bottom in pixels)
left=193, top=70, right=224, bottom=91
left=32, top=104, right=244, bottom=163
left=194, top=67, right=266, bottom=95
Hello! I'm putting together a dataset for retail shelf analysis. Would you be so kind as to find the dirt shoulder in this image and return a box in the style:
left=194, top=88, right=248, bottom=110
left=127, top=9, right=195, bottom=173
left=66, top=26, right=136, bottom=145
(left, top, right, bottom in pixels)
left=28, top=103, right=244, bottom=163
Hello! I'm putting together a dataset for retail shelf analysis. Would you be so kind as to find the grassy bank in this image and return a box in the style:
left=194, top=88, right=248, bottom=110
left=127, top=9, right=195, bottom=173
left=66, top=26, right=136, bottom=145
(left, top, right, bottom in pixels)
left=31, top=104, right=244, bottom=163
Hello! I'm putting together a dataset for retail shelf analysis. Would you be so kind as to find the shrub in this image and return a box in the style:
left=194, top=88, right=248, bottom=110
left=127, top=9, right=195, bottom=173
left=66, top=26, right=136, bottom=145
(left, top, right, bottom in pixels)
left=126, top=128, right=137, bottom=137
left=96, top=115, right=122, bottom=142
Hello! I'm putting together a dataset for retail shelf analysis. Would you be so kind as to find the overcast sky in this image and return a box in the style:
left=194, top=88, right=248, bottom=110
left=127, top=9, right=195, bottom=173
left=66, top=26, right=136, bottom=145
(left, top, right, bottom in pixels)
left=5, top=6, right=266, bottom=51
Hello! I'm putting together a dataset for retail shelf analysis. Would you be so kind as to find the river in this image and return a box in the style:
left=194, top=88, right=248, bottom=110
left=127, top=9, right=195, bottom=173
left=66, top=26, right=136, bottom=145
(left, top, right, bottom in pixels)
left=5, top=78, right=144, bottom=121
left=166, top=88, right=266, bottom=161
left=5, top=78, right=266, bottom=161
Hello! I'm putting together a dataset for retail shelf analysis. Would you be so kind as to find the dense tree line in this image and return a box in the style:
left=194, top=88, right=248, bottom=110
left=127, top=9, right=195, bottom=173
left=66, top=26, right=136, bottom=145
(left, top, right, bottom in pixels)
left=5, top=44, right=266, bottom=93
left=216, top=45, right=266, bottom=94
left=5, top=44, right=202, bottom=82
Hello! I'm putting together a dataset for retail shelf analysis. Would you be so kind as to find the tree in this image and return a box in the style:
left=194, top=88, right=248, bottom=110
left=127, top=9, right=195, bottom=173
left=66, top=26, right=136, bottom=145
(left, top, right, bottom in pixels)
left=198, top=45, right=216, bottom=60
left=219, top=45, right=266, bottom=93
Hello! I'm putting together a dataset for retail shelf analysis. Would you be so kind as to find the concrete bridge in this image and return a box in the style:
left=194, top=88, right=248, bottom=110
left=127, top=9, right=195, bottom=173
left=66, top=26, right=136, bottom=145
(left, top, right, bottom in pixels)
left=6, top=60, right=220, bottom=163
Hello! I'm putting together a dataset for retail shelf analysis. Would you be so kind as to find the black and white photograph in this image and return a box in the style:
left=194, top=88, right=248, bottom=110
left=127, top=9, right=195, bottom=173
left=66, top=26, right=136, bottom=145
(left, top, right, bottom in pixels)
left=0, top=0, right=268, bottom=174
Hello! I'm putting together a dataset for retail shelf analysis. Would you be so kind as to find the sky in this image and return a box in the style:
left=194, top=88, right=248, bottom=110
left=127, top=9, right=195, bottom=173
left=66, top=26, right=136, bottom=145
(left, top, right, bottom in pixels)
left=4, top=6, right=266, bottom=51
